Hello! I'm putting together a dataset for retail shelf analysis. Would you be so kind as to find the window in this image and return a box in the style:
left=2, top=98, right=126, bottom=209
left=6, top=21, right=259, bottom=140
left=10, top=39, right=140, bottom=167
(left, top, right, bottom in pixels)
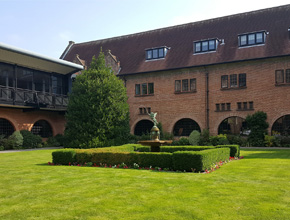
left=239, top=31, right=266, bottom=47
left=52, top=75, right=64, bottom=95
left=239, top=73, right=247, bottom=87
left=0, top=63, right=14, bottom=88
left=221, top=103, right=226, bottom=111
left=237, top=102, right=242, bottom=110
left=275, top=70, right=284, bottom=84
left=221, top=75, right=228, bottom=88
left=216, top=103, right=231, bottom=112
left=230, top=74, right=237, bottom=87
left=286, top=69, right=290, bottom=83
left=222, top=74, right=246, bottom=89
left=146, top=47, right=168, bottom=60
left=190, top=79, right=196, bottom=91
left=182, top=79, right=188, bottom=92
left=175, top=80, right=181, bottom=92
left=194, top=39, right=217, bottom=53
left=0, top=118, right=15, bottom=137
left=139, top=107, right=151, bottom=115
left=135, top=83, right=154, bottom=96
left=142, top=83, right=147, bottom=95
left=175, top=78, right=196, bottom=93
left=148, top=83, right=154, bottom=94
left=249, top=101, right=254, bottom=110
left=216, top=104, right=220, bottom=111
left=34, top=71, right=50, bottom=93
left=135, top=84, right=141, bottom=95
left=276, top=69, right=290, bottom=85
left=195, top=42, right=201, bottom=53
left=31, top=120, right=53, bottom=138
left=243, top=102, right=248, bottom=110
left=17, top=67, right=33, bottom=90
left=237, top=101, right=254, bottom=111
left=226, top=103, right=231, bottom=111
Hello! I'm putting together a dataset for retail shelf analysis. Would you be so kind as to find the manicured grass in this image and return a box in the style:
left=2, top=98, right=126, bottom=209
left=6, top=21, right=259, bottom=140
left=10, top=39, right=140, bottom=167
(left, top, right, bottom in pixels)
left=0, top=148, right=290, bottom=219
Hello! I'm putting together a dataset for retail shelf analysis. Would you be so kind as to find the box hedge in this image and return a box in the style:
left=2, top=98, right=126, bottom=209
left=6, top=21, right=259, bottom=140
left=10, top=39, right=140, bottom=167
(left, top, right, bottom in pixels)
left=173, top=148, right=230, bottom=172
left=52, top=149, right=77, bottom=165
left=160, top=146, right=215, bottom=153
left=215, top=145, right=240, bottom=157
left=51, top=145, right=231, bottom=172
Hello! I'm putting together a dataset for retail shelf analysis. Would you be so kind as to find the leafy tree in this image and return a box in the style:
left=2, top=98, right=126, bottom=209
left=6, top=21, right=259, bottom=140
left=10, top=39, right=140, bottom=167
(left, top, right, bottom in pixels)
left=65, top=50, right=130, bottom=148
left=246, top=111, right=269, bottom=147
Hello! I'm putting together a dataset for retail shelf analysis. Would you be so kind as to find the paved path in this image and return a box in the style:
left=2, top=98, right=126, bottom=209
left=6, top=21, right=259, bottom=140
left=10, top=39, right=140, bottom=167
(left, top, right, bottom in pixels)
left=0, top=147, right=63, bottom=153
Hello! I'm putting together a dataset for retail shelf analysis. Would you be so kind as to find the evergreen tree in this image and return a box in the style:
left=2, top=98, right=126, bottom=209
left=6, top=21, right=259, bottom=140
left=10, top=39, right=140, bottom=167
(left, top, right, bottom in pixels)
left=65, top=50, right=130, bottom=148
left=246, top=111, right=269, bottom=147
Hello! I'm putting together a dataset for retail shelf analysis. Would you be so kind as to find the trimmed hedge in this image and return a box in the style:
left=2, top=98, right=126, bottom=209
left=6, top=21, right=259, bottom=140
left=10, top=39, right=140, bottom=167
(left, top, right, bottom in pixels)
left=52, top=145, right=231, bottom=172
left=216, top=145, right=240, bottom=157
left=160, top=146, right=215, bottom=153
left=52, top=149, right=77, bottom=165
left=173, top=148, right=230, bottom=172
left=136, top=145, right=216, bottom=153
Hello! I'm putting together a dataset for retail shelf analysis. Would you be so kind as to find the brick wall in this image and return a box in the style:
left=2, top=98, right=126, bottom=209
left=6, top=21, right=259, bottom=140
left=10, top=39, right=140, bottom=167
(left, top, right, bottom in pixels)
left=126, top=56, right=290, bottom=135
left=0, top=108, right=66, bottom=135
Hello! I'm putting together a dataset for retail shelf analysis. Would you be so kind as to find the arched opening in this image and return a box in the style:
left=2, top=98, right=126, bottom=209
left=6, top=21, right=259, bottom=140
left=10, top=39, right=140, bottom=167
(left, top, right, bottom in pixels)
left=218, top=116, right=247, bottom=135
left=31, top=120, right=53, bottom=138
left=272, top=115, right=290, bottom=135
left=134, top=120, right=154, bottom=136
left=173, top=118, right=201, bottom=136
left=0, top=118, right=15, bottom=137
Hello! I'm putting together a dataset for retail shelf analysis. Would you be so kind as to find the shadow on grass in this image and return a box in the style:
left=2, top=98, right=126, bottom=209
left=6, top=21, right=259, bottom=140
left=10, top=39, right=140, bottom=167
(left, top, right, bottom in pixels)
left=242, top=148, right=290, bottom=159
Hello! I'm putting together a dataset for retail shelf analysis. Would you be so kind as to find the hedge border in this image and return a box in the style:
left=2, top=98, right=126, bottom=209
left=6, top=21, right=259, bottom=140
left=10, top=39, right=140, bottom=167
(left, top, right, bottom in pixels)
left=52, top=145, right=232, bottom=172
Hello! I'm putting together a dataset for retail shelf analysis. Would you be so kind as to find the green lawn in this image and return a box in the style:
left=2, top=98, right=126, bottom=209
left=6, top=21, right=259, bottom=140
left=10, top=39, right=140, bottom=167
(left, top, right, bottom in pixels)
left=0, top=148, right=290, bottom=220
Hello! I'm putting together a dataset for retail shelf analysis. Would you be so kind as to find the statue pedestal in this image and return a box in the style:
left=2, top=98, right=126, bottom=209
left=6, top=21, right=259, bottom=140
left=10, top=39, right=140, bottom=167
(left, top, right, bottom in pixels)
left=137, top=140, right=173, bottom=152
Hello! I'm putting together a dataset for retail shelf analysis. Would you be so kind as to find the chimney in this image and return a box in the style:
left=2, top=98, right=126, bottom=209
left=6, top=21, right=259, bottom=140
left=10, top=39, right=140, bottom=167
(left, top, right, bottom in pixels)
left=60, top=41, right=75, bottom=59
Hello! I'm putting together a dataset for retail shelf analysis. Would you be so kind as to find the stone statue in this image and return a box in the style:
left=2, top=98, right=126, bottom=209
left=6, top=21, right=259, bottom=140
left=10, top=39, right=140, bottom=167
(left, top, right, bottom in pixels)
left=148, top=112, right=158, bottom=126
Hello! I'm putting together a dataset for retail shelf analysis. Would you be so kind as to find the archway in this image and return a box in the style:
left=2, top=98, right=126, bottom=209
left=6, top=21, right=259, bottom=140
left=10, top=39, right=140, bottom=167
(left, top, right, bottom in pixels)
left=134, top=120, right=154, bottom=136
left=173, top=118, right=201, bottom=136
left=218, top=116, right=247, bottom=135
left=31, top=120, right=53, bottom=138
left=0, top=118, right=15, bottom=137
left=272, top=115, right=290, bottom=135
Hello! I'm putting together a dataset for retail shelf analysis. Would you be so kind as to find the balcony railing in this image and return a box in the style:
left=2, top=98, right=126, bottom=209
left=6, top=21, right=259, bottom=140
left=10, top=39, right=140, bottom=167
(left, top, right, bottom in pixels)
left=0, top=86, right=68, bottom=110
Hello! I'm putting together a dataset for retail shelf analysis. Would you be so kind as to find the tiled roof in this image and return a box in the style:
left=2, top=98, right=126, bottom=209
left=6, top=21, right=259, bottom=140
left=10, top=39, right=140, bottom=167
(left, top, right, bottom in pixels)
left=62, top=4, right=290, bottom=76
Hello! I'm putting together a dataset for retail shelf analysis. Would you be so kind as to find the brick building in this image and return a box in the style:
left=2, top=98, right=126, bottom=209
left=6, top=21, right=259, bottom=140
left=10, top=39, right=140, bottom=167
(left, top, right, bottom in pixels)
left=61, top=5, right=290, bottom=136
left=0, top=43, right=83, bottom=138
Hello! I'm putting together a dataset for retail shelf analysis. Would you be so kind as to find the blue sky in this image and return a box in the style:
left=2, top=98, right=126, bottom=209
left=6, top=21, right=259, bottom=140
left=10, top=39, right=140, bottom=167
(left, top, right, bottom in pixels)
left=1, top=0, right=289, bottom=59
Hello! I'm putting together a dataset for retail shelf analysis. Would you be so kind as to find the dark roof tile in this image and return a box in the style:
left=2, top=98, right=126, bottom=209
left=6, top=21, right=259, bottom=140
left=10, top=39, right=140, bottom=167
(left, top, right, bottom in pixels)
left=62, top=4, right=290, bottom=75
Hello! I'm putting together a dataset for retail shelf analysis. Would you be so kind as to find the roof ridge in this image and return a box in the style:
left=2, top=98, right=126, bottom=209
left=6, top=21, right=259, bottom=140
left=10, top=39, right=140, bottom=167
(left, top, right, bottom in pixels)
left=72, top=4, right=290, bottom=46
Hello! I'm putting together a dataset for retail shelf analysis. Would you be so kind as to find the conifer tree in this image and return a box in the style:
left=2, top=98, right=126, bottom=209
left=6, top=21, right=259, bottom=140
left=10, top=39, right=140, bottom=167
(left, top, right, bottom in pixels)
left=65, top=50, right=130, bottom=148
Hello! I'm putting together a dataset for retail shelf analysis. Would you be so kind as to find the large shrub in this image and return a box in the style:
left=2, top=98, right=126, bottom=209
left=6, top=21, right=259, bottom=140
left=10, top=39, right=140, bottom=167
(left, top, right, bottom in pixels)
left=188, top=130, right=200, bottom=145
left=7, top=131, right=23, bottom=149
left=199, top=129, right=211, bottom=146
left=227, top=135, right=247, bottom=147
left=172, top=137, right=190, bottom=146
left=20, top=130, right=42, bottom=149
left=209, top=134, right=229, bottom=146
left=246, top=111, right=269, bottom=147
left=65, top=50, right=130, bottom=148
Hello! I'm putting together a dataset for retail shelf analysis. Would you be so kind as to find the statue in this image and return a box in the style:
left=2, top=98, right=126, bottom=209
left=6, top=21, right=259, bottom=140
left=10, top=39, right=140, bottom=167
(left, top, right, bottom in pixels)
left=148, top=112, right=158, bottom=126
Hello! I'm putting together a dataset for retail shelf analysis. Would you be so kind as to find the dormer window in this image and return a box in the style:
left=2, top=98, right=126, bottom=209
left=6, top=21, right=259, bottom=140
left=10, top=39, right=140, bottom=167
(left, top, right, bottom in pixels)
left=146, top=47, right=168, bottom=60
left=194, top=39, right=217, bottom=54
left=238, top=31, right=266, bottom=47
